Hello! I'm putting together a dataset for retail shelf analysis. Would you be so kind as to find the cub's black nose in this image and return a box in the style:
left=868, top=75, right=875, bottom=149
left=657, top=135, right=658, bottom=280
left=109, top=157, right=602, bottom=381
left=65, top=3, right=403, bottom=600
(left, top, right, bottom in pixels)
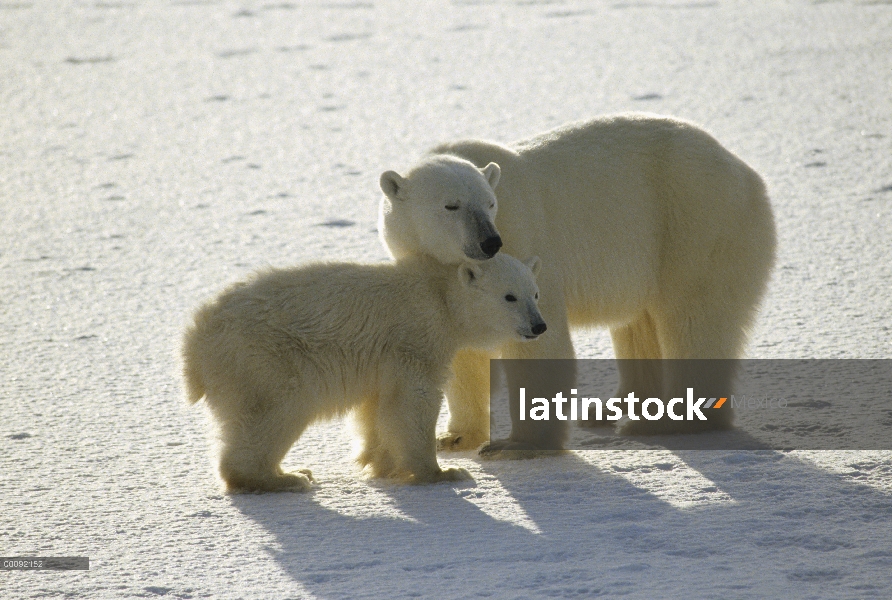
left=480, top=236, right=502, bottom=257
left=531, top=323, right=547, bottom=336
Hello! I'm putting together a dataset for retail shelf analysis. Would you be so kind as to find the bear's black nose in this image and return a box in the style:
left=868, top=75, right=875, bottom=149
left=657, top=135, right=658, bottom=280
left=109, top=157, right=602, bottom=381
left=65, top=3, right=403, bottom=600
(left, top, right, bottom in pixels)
left=531, top=323, right=547, bottom=335
left=480, top=236, right=502, bottom=257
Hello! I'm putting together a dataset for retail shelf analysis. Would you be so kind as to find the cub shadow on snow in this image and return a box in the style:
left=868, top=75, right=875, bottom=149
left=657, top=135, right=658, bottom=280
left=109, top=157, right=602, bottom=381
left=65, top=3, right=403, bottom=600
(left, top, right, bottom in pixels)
left=231, top=440, right=892, bottom=599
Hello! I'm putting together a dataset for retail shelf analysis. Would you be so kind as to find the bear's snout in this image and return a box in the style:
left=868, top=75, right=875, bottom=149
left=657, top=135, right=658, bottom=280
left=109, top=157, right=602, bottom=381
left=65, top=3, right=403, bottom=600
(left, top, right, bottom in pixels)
left=531, top=322, right=547, bottom=336
left=480, top=235, right=502, bottom=258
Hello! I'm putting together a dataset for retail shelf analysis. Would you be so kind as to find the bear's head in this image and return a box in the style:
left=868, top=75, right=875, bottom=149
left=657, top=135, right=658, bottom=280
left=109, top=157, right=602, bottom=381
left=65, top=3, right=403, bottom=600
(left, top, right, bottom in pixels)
left=452, top=254, right=547, bottom=346
left=379, top=155, right=502, bottom=264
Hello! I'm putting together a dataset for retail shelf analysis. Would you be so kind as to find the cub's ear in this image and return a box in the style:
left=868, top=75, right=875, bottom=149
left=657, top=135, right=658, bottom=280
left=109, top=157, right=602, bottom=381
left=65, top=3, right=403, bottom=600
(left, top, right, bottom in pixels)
left=380, top=170, right=407, bottom=201
left=481, top=162, right=501, bottom=190
left=523, top=256, right=542, bottom=277
left=458, top=262, right=484, bottom=288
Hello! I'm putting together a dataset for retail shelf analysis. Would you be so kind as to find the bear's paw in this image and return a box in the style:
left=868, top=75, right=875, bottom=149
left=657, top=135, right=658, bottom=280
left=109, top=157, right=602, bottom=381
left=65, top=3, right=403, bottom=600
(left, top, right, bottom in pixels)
left=436, top=431, right=486, bottom=452
left=478, top=439, right=568, bottom=460
left=411, top=466, right=474, bottom=484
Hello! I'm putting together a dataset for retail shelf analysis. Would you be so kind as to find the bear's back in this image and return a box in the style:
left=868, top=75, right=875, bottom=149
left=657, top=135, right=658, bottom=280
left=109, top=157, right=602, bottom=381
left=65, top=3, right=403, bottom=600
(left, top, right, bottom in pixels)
left=201, top=258, right=454, bottom=364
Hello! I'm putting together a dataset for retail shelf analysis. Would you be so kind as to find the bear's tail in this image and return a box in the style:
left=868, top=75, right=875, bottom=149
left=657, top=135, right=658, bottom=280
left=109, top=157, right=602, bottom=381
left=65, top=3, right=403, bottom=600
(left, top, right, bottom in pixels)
left=181, top=324, right=206, bottom=405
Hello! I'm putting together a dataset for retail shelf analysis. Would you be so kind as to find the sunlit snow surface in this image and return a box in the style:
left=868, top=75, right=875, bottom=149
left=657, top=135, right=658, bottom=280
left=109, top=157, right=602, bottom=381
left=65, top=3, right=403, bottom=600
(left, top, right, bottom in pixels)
left=2, top=1, right=891, bottom=598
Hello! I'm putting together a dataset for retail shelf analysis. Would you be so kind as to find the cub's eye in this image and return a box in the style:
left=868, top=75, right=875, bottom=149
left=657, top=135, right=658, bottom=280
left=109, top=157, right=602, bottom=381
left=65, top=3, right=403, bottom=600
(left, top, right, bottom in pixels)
left=505, top=294, right=517, bottom=302
left=445, top=205, right=459, bottom=211
left=535, top=292, right=539, bottom=300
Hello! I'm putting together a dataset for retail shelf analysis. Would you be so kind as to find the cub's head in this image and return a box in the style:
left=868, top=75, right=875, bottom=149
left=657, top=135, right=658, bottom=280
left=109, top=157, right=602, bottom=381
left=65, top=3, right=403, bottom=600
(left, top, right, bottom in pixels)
left=379, top=155, right=502, bottom=264
left=453, top=254, right=547, bottom=345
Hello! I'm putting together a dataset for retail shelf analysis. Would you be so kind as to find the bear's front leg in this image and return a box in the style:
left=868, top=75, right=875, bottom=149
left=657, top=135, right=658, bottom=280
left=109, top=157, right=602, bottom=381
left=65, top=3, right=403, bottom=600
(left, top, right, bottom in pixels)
left=480, top=302, right=574, bottom=459
left=439, top=348, right=492, bottom=451
left=376, top=370, right=473, bottom=484
left=616, top=357, right=737, bottom=435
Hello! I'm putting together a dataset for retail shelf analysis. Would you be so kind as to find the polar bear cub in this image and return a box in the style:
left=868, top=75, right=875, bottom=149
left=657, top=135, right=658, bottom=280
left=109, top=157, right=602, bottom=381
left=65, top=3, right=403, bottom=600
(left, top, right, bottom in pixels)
left=182, top=253, right=545, bottom=492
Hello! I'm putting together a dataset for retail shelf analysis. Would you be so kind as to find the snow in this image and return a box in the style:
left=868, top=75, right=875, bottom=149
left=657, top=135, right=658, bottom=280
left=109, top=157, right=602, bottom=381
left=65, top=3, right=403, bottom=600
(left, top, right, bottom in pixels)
left=2, top=0, right=891, bottom=598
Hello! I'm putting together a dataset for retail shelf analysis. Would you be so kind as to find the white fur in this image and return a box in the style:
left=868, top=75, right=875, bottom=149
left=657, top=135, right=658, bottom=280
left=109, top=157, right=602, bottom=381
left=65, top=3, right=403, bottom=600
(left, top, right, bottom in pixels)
left=379, top=113, right=776, bottom=445
left=380, top=157, right=502, bottom=262
left=181, top=254, right=544, bottom=492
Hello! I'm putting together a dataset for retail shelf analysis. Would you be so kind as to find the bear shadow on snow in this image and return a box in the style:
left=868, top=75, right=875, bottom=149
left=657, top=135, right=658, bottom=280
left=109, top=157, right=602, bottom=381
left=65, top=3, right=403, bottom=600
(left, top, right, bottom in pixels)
left=227, top=447, right=892, bottom=597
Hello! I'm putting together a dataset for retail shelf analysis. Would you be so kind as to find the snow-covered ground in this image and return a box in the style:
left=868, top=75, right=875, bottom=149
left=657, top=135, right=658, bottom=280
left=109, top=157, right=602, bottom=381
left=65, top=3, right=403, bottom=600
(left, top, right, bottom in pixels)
left=2, top=0, right=891, bottom=597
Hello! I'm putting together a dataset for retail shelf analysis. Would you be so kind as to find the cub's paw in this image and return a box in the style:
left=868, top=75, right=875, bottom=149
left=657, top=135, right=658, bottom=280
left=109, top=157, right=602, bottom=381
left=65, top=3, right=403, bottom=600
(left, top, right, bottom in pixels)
left=436, top=467, right=474, bottom=482
left=295, top=468, right=315, bottom=482
left=410, top=467, right=474, bottom=484
left=437, top=431, right=485, bottom=452
left=478, top=439, right=567, bottom=460
left=273, top=472, right=315, bottom=492
left=226, top=471, right=315, bottom=494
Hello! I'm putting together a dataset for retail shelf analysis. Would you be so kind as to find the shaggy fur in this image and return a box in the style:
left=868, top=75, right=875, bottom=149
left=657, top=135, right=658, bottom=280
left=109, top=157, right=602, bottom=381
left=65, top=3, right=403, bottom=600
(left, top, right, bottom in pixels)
left=182, top=254, right=544, bottom=492
left=379, top=113, right=776, bottom=450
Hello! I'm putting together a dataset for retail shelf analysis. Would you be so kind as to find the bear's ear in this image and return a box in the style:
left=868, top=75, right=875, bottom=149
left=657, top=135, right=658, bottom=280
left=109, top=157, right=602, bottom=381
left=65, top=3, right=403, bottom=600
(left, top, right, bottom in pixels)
left=380, top=170, right=407, bottom=201
left=458, top=262, right=484, bottom=288
left=524, top=256, right=542, bottom=277
left=481, top=162, right=501, bottom=190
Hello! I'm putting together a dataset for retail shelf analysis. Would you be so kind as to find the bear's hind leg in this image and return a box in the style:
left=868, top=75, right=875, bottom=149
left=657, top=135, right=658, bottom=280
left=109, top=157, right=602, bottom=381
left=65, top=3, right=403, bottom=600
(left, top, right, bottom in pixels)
left=596, top=311, right=664, bottom=428
left=216, top=400, right=315, bottom=493
left=378, top=373, right=472, bottom=484
left=616, top=302, right=745, bottom=435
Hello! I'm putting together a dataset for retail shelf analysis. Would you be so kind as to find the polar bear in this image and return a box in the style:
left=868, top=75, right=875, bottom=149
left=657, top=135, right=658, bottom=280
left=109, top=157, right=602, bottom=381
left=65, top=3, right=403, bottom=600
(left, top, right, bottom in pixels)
left=181, top=253, right=546, bottom=492
left=378, top=113, right=776, bottom=451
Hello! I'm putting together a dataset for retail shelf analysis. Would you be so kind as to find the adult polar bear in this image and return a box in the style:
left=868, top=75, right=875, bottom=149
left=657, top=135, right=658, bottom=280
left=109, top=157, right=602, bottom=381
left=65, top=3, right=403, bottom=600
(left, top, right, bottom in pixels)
left=379, top=114, right=776, bottom=453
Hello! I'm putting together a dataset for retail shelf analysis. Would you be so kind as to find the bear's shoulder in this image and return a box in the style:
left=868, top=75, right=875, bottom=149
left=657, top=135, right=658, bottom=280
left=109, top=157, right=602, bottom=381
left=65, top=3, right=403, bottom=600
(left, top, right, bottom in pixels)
left=428, top=139, right=519, bottom=169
